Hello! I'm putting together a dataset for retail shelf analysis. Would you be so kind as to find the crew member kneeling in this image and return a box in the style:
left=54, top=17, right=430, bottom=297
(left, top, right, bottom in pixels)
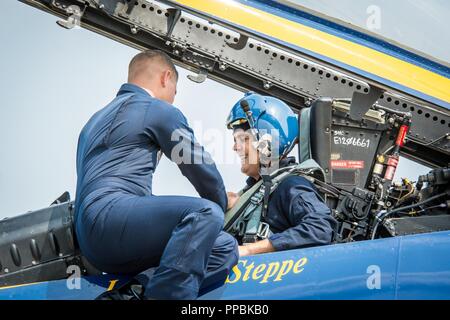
left=74, top=50, right=238, bottom=299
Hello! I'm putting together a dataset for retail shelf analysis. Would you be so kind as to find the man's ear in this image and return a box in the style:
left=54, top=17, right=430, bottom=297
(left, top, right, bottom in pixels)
left=161, top=70, right=172, bottom=88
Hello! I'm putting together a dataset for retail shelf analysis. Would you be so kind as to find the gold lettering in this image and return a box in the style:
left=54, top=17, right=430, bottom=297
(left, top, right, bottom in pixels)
left=293, top=257, right=308, bottom=273
left=261, top=262, right=280, bottom=283
left=274, top=260, right=294, bottom=282
left=243, top=262, right=255, bottom=281
left=224, top=257, right=308, bottom=284
left=107, top=279, right=118, bottom=291
left=252, top=264, right=267, bottom=280
left=226, top=260, right=244, bottom=284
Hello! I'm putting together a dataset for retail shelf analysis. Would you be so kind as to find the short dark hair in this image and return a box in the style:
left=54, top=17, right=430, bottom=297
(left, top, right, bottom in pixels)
left=128, top=49, right=178, bottom=80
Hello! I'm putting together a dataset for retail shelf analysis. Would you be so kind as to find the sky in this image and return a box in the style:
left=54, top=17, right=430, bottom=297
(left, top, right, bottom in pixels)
left=0, top=0, right=444, bottom=219
left=286, top=0, right=450, bottom=62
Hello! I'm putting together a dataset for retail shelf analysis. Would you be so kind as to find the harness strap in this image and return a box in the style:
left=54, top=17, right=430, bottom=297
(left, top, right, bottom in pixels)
left=230, top=160, right=326, bottom=244
left=261, top=175, right=272, bottom=219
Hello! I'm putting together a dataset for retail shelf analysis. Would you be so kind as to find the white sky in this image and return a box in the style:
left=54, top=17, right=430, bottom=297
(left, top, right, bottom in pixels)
left=285, top=0, right=450, bottom=62
left=0, top=1, right=439, bottom=219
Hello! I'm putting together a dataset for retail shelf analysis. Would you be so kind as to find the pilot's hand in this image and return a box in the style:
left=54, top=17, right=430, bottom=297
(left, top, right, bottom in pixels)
left=227, top=191, right=240, bottom=210
left=238, top=240, right=275, bottom=257
left=238, top=245, right=251, bottom=257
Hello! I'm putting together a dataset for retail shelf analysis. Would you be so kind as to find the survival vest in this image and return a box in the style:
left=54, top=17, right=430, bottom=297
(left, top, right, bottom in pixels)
left=224, top=159, right=327, bottom=244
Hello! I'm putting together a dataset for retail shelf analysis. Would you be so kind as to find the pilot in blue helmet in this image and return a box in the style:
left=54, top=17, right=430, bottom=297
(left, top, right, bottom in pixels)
left=226, top=92, right=337, bottom=256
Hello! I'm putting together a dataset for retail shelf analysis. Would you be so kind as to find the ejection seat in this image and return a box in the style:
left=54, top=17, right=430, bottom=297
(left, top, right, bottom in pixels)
left=298, top=97, right=386, bottom=192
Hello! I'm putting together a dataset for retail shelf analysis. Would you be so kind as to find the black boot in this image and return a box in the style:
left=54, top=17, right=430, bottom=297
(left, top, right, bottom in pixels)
left=95, top=281, right=145, bottom=300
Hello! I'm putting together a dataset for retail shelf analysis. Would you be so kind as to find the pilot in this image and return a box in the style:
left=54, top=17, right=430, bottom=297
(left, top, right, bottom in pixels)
left=226, top=93, right=337, bottom=256
left=74, top=50, right=238, bottom=300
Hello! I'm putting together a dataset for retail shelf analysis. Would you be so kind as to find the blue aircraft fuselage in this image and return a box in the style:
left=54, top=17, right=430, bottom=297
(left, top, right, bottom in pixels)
left=1, top=231, right=449, bottom=300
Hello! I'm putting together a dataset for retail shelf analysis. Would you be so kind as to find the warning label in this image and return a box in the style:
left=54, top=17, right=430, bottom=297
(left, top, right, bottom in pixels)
left=330, top=160, right=365, bottom=169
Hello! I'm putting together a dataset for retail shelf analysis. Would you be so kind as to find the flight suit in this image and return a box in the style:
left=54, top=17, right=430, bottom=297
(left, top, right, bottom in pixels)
left=74, top=83, right=238, bottom=299
left=244, top=157, right=337, bottom=250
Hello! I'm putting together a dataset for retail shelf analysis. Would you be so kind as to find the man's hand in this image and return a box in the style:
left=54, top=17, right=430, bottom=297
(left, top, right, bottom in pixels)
left=227, top=192, right=240, bottom=210
left=238, top=245, right=252, bottom=257
left=238, top=239, right=276, bottom=257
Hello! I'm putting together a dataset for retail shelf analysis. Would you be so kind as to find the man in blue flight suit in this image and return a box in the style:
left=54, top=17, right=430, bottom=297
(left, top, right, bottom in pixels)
left=226, top=93, right=337, bottom=257
left=74, top=50, right=238, bottom=300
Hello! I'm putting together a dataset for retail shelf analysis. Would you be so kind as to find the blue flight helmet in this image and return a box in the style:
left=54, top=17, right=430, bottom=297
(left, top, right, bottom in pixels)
left=226, top=92, right=299, bottom=159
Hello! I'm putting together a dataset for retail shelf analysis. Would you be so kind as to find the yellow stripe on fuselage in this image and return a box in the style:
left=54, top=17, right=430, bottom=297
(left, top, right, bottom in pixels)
left=173, top=0, right=450, bottom=104
left=0, top=282, right=40, bottom=291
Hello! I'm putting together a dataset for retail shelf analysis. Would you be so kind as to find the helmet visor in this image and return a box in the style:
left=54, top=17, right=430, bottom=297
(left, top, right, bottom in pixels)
left=227, top=118, right=248, bottom=130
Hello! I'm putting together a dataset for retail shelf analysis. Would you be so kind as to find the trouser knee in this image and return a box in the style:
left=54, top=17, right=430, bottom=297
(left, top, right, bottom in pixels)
left=220, top=233, right=239, bottom=271
left=197, top=199, right=224, bottom=229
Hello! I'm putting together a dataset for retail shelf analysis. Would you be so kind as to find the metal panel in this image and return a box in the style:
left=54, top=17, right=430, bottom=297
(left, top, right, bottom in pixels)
left=19, top=0, right=450, bottom=166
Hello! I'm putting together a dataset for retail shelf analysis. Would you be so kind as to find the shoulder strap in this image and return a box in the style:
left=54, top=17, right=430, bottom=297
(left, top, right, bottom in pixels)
left=224, top=179, right=264, bottom=228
